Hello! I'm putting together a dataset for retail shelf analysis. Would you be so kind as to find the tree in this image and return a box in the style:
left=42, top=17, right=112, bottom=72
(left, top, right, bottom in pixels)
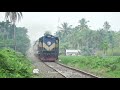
left=103, top=21, right=111, bottom=31
left=58, top=22, right=72, bottom=37
left=4, top=20, right=11, bottom=40
left=102, top=41, right=109, bottom=56
left=15, top=27, right=30, bottom=55
left=54, top=18, right=120, bottom=56
left=107, top=31, right=114, bottom=55
left=5, top=12, right=23, bottom=51
left=0, top=20, right=30, bottom=55
left=55, top=31, right=62, bottom=40
left=78, top=18, right=89, bottom=30
left=0, top=21, right=7, bottom=47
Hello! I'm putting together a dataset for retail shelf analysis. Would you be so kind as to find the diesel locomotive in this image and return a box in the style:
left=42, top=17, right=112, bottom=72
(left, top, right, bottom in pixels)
left=33, top=34, right=59, bottom=62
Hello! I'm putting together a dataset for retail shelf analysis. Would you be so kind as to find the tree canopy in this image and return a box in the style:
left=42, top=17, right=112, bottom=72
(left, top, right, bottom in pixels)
left=0, top=20, right=30, bottom=55
left=55, top=18, right=120, bottom=56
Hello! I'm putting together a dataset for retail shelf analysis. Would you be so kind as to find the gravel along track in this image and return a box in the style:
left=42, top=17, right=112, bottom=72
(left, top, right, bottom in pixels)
left=27, top=47, right=99, bottom=78
left=27, top=48, right=65, bottom=78
left=44, top=62, right=100, bottom=78
left=33, top=61, right=65, bottom=78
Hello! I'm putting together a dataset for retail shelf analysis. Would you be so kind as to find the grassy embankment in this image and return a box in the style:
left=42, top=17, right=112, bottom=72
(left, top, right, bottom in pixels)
left=59, top=55, right=120, bottom=78
left=0, top=48, right=34, bottom=78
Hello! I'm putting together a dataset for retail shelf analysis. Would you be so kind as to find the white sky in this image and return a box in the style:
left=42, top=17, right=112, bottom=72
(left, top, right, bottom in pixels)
left=0, top=12, right=120, bottom=43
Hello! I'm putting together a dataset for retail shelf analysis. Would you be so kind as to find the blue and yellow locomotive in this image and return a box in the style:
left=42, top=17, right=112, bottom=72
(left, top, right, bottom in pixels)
left=33, top=34, right=59, bottom=62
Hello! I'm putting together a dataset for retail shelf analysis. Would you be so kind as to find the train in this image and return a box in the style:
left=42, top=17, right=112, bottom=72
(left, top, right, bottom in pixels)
left=33, top=34, right=59, bottom=62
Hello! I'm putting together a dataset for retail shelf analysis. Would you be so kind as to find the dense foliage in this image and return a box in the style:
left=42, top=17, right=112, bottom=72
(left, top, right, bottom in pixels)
left=59, top=56, right=120, bottom=78
left=0, top=20, right=30, bottom=55
left=55, top=18, right=120, bottom=56
left=0, top=48, right=33, bottom=78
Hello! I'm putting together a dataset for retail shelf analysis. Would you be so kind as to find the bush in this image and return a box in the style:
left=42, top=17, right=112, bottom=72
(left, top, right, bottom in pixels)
left=0, top=48, right=33, bottom=78
left=59, top=55, right=120, bottom=77
left=96, top=49, right=120, bottom=56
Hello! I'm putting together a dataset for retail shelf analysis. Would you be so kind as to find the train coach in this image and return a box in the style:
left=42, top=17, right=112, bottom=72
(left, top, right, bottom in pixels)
left=33, top=34, right=59, bottom=62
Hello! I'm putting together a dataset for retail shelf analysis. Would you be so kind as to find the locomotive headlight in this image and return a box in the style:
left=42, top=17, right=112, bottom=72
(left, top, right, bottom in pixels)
left=47, top=41, right=51, bottom=45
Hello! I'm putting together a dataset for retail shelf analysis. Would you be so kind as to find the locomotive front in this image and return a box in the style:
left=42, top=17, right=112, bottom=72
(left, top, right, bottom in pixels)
left=38, top=34, right=59, bottom=62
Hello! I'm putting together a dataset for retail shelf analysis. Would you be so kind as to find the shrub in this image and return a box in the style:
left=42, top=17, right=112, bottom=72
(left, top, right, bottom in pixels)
left=59, top=55, right=120, bottom=77
left=0, top=48, right=33, bottom=78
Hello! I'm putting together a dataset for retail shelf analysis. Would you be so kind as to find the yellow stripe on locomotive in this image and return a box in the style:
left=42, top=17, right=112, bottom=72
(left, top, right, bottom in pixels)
left=43, top=42, right=55, bottom=51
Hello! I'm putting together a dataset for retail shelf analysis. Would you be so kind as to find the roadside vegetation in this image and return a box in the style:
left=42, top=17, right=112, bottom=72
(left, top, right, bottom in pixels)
left=0, top=48, right=33, bottom=78
left=0, top=12, right=35, bottom=78
left=1, top=12, right=120, bottom=78
left=0, top=20, right=30, bottom=55
left=59, top=55, right=120, bottom=78
left=55, top=18, right=120, bottom=56
left=55, top=18, right=120, bottom=78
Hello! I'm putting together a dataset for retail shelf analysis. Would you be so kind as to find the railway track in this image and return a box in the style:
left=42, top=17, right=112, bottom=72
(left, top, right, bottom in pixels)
left=43, top=62, right=100, bottom=78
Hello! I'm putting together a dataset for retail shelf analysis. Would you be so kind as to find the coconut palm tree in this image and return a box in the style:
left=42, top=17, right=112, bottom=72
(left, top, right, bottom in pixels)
left=58, top=22, right=72, bottom=37
left=0, top=21, right=7, bottom=47
left=103, top=21, right=111, bottom=31
left=78, top=18, right=89, bottom=30
left=5, top=12, right=23, bottom=50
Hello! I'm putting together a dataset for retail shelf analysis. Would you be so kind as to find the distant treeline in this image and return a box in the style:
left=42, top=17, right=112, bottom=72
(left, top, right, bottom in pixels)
left=0, top=20, right=30, bottom=55
left=55, top=18, right=120, bottom=56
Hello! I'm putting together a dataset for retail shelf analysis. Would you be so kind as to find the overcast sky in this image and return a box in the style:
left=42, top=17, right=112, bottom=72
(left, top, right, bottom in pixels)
left=0, top=12, right=120, bottom=42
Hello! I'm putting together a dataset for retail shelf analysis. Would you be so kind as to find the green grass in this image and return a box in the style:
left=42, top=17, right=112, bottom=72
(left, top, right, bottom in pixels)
left=0, top=48, right=34, bottom=78
left=59, top=55, right=120, bottom=78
